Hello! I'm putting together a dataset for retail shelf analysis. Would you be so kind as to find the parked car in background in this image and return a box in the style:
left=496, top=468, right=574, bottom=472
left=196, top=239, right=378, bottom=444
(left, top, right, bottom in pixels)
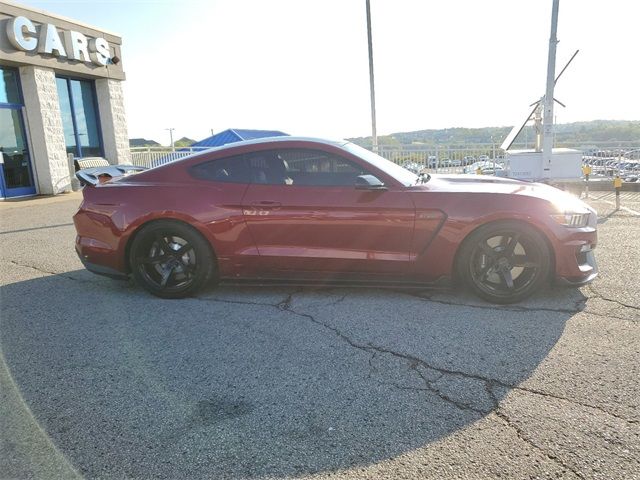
left=480, top=163, right=505, bottom=176
left=463, top=161, right=504, bottom=175
left=618, top=162, right=638, bottom=175
left=623, top=149, right=640, bottom=160
left=463, top=156, right=476, bottom=165
left=402, top=161, right=422, bottom=174
left=74, top=137, right=597, bottom=304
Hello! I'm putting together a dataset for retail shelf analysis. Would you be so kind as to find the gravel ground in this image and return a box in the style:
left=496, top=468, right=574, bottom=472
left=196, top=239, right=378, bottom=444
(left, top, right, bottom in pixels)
left=0, top=191, right=638, bottom=480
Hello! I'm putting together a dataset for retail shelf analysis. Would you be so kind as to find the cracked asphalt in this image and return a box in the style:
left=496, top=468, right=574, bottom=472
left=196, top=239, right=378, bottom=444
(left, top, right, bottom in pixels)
left=1, top=192, right=638, bottom=480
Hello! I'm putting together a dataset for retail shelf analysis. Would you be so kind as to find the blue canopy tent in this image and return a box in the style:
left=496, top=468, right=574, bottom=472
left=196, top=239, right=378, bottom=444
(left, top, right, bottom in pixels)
left=191, top=128, right=288, bottom=148
left=152, top=129, right=288, bottom=167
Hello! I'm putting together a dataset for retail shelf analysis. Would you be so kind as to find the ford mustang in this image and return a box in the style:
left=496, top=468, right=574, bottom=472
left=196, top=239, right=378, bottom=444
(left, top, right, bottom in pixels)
left=73, top=137, right=597, bottom=303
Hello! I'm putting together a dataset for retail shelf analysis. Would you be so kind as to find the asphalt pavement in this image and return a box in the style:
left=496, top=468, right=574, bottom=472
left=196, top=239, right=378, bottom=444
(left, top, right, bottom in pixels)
left=0, top=191, right=638, bottom=479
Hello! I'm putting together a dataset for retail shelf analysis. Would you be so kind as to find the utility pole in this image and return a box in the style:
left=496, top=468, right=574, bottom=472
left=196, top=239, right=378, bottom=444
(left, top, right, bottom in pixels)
left=542, top=0, right=560, bottom=174
left=365, top=0, right=378, bottom=153
left=165, top=127, right=175, bottom=152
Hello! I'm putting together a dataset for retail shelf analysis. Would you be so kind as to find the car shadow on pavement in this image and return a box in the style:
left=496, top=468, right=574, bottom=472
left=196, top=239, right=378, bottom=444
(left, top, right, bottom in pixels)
left=1, top=270, right=586, bottom=479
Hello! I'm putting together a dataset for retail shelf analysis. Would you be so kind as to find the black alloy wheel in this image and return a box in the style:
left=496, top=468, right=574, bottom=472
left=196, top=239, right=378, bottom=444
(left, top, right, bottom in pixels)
left=457, top=221, right=551, bottom=304
left=129, top=221, right=215, bottom=298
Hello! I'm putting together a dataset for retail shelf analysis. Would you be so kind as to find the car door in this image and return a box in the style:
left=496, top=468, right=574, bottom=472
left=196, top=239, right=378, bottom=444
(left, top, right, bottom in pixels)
left=188, top=154, right=260, bottom=277
left=241, top=147, right=416, bottom=279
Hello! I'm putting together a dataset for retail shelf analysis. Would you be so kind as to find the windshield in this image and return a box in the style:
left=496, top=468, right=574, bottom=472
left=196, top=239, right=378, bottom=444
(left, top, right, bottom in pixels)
left=342, top=142, right=419, bottom=186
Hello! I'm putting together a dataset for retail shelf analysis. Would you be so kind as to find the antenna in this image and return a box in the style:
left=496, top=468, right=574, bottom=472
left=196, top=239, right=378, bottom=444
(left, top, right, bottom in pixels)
left=500, top=48, right=579, bottom=152
left=554, top=49, right=579, bottom=85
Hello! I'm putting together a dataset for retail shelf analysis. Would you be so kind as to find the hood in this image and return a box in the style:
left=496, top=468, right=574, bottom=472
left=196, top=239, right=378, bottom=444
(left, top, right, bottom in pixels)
left=413, top=174, right=591, bottom=213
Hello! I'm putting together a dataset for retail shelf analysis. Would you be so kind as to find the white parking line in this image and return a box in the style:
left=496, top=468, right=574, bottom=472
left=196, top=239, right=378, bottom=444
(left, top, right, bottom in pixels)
left=597, top=199, right=640, bottom=216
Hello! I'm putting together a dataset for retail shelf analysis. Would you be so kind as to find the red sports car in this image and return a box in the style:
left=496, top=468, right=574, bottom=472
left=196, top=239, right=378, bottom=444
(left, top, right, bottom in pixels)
left=73, top=137, right=597, bottom=303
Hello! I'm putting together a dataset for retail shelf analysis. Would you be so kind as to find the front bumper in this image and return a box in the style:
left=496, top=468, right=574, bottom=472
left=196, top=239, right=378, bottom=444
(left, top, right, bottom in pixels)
left=552, top=210, right=598, bottom=286
left=556, top=248, right=598, bottom=286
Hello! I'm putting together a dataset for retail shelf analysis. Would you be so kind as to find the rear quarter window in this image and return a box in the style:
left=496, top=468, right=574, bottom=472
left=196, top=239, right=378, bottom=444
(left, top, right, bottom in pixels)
left=190, top=155, right=250, bottom=183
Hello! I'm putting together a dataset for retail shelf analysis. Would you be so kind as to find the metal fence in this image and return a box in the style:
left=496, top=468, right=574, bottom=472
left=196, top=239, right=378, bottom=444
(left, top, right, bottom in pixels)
left=129, top=142, right=640, bottom=177
left=377, top=146, right=496, bottom=175
left=377, top=142, right=640, bottom=176
left=130, top=146, right=210, bottom=168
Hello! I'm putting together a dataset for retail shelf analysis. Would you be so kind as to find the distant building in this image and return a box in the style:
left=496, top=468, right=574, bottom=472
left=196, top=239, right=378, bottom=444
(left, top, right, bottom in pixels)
left=0, top=2, right=129, bottom=198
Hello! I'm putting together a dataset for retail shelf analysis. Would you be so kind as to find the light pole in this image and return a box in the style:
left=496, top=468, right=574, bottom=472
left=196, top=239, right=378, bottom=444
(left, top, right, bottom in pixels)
left=491, top=135, right=496, bottom=161
left=365, top=0, right=378, bottom=153
left=542, top=0, right=560, bottom=174
left=165, top=127, right=175, bottom=151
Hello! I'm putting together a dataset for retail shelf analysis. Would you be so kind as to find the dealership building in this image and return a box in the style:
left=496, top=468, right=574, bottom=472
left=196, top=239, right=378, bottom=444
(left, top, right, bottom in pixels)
left=0, top=1, right=129, bottom=198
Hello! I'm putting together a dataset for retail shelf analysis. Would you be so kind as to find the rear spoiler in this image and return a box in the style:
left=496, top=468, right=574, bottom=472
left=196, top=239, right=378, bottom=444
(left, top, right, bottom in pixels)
left=76, top=165, right=148, bottom=186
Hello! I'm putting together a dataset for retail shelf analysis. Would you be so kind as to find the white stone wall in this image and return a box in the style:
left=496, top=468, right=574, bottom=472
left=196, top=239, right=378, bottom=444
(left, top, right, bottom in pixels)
left=95, top=79, right=130, bottom=165
left=19, top=66, right=71, bottom=195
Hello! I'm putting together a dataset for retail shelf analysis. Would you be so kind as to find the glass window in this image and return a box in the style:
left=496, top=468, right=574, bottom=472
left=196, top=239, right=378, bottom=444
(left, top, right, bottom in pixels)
left=70, top=80, right=102, bottom=157
left=0, top=67, right=21, bottom=104
left=56, top=77, right=103, bottom=158
left=342, top=142, right=419, bottom=186
left=249, top=149, right=367, bottom=186
left=56, top=78, right=77, bottom=156
left=191, top=155, right=251, bottom=183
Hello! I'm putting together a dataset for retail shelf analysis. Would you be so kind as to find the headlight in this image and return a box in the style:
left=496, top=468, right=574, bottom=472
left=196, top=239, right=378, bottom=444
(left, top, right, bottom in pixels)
left=551, top=212, right=590, bottom=228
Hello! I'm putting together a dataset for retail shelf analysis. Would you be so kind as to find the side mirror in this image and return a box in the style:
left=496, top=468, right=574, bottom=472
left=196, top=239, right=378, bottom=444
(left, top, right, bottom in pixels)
left=355, top=174, right=387, bottom=190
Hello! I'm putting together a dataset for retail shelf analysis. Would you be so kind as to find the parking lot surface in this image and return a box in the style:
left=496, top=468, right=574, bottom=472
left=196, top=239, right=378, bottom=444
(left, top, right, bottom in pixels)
left=1, top=191, right=638, bottom=479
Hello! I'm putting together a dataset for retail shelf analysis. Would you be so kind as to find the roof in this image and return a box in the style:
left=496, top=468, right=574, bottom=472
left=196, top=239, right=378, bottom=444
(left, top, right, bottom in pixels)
left=187, top=136, right=348, bottom=157
left=154, top=136, right=348, bottom=169
left=191, top=129, right=289, bottom=148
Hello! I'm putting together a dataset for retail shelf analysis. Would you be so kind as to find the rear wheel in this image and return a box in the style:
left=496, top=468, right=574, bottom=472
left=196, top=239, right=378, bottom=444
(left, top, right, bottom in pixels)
left=456, top=221, right=551, bottom=304
left=129, top=220, right=214, bottom=298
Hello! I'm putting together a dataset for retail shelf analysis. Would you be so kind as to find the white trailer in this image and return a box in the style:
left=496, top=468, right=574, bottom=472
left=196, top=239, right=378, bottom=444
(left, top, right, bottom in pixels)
left=506, top=148, right=582, bottom=181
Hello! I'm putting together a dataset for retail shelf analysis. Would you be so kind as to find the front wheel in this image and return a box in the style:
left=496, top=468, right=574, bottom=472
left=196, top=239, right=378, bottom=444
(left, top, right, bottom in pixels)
left=456, top=221, right=552, bottom=304
left=129, top=220, right=215, bottom=299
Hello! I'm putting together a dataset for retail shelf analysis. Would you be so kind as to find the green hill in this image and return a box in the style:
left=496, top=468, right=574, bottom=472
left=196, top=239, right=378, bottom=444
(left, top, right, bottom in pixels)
left=349, top=120, right=640, bottom=147
left=129, top=138, right=161, bottom=147
left=174, top=137, right=196, bottom=148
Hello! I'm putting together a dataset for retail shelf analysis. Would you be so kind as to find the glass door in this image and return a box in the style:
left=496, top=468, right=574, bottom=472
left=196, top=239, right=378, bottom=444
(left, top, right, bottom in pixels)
left=0, top=106, right=36, bottom=198
left=1, top=66, right=36, bottom=198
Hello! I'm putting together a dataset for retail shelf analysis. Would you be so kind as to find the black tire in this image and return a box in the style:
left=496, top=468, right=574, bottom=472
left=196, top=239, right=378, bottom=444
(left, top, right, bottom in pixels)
left=129, top=220, right=215, bottom=299
left=456, top=221, right=551, bottom=304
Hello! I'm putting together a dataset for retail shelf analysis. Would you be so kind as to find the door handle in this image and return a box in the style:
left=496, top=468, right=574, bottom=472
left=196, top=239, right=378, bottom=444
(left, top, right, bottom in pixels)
left=250, top=201, right=282, bottom=209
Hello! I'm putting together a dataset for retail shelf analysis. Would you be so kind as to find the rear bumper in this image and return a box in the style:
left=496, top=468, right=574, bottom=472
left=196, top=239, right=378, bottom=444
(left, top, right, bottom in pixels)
left=74, top=206, right=129, bottom=277
left=76, top=245, right=128, bottom=280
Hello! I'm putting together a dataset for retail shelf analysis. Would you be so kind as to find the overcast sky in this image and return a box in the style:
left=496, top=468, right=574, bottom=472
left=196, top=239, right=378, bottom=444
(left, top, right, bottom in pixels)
left=23, top=0, right=640, bottom=145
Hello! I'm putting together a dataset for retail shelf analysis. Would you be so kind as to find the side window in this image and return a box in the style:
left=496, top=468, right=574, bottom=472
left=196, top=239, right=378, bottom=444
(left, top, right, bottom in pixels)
left=247, top=149, right=368, bottom=186
left=190, top=155, right=250, bottom=183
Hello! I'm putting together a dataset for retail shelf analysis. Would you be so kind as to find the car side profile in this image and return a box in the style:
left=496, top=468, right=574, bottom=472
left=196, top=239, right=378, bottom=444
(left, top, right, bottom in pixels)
left=74, top=137, right=597, bottom=304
